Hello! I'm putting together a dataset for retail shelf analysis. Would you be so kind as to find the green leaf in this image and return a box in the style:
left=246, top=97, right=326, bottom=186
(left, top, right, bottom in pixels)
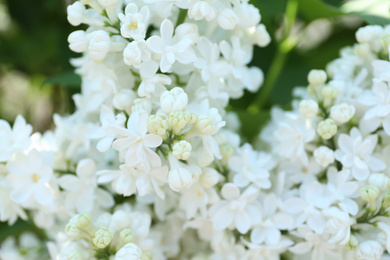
left=341, top=0, right=390, bottom=26
left=43, top=71, right=81, bottom=89
left=298, top=0, right=343, bottom=22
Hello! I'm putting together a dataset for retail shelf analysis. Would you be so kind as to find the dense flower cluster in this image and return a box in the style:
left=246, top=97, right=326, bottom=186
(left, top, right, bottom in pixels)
left=2, top=0, right=390, bottom=259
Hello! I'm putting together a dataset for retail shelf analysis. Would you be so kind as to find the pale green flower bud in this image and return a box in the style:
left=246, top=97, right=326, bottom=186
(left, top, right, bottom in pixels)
left=169, top=111, right=188, bottom=135
left=92, top=228, right=112, bottom=248
left=361, top=185, right=380, bottom=212
left=299, top=100, right=319, bottom=119
left=321, top=86, right=339, bottom=99
left=172, top=140, right=192, bottom=160
left=65, top=223, right=81, bottom=239
left=354, top=43, right=371, bottom=57
left=141, top=251, right=153, bottom=260
left=317, top=119, right=337, bottom=140
left=183, top=109, right=197, bottom=125
left=76, top=212, right=92, bottom=228
left=344, top=234, right=359, bottom=250
left=308, top=69, right=327, bottom=85
left=147, top=113, right=169, bottom=136
left=120, top=229, right=135, bottom=244
left=196, top=115, right=215, bottom=135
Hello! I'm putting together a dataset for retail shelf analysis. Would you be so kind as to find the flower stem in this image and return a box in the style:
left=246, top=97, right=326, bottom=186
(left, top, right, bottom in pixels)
left=176, top=9, right=187, bottom=27
left=248, top=0, right=298, bottom=114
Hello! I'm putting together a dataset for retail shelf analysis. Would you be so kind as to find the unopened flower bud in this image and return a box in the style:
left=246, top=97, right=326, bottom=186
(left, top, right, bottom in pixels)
left=68, top=30, right=89, bottom=53
left=160, top=87, right=188, bottom=114
left=313, top=146, right=334, bottom=167
left=172, top=140, right=192, bottom=160
left=330, top=103, right=355, bottom=123
left=147, top=113, right=168, bottom=136
left=120, top=229, right=135, bottom=244
left=116, top=243, right=143, bottom=260
left=317, top=119, right=337, bottom=140
left=168, top=167, right=193, bottom=192
left=88, top=30, right=111, bottom=61
left=169, top=111, right=188, bottom=135
left=200, top=168, right=219, bottom=188
left=92, top=228, right=112, bottom=248
left=65, top=223, right=81, bottom=239
left=196, top=115, right=215, bottom=135
left=308, top=69, right=327, bottom=85
left=76, top=212, right=92, bottom=228
left=321, top=86, right=339, bottom=99
left=354, top=43, right=371, bottom=57
left=382, top=192, right=390, bottom=209
left=356, top=240, right=383, bottom=260
left=218, top=9, right=239, bottom=30
left=361, top=185, right=380, bottom=212
left=369, top=173, right=389, bottom=191
left=67, top=1, right=85, bottom=26
left=183, top=109, right=197, bottom=124
left=299, top=100, right=319, bottom=119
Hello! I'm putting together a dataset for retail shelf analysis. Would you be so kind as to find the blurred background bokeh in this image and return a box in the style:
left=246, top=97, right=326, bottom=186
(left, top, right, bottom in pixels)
left=0, top=0, right=389, bottom=139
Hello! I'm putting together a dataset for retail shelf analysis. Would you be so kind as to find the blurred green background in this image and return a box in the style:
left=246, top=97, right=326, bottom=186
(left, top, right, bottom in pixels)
left=0, top=0, right=389, bottom=137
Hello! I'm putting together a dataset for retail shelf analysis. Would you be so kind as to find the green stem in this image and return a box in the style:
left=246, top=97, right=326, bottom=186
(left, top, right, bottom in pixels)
left=248, top=0, right=298, bottom=113
left=176, top=9, right=187, bottom=27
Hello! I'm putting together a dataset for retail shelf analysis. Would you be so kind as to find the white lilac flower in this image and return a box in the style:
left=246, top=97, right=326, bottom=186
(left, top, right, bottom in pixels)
left=112, top=112, right=162, bottom=168
left=335, top=127, right=385, bottom=180
left=274, top=113, right=315, bottom=165
left=58, top=159, right=114, bottom=213
left=87, top=105, right=126, bottom=152
left=209, top=183, right=261, bottom=234
left=228, top=143, right=273, bottom=190
left=118, top=3, right=150, bottom=40
left=0, top=115, right=32, bottom=162
left=146, top=19, right=197, bottom=72
left=5, top=149, right=55, bottom=206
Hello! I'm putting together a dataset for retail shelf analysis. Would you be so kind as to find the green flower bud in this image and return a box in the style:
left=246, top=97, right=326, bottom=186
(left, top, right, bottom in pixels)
left=120, top=228, right=135, bottom=244
left=92, top=228, right=112, bottom=248
left=76, top=212, right=92, bottom=228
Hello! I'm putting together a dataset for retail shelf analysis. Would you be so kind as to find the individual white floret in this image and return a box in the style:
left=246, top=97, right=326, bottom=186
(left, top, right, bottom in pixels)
left=168, top=166, right=193, bottom=192
left=188, top=0, right=216, bottom=21
left=123, top=40, right=151, bottom=67
left=335, top=127, right=385, bottom=180
left=147, top=113, right=169, bottom=136
left=369, top=173, right=389, bottom=191
left=146, top=19, right=197, bottom=72
left=5, top=149, right=55, bottom=206
left=118, top=4, right=150, bottom=41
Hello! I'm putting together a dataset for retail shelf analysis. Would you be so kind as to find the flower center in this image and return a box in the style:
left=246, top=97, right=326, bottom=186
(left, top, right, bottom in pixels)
left=129, top=22, right=138, bottom=30
left=32, top=173, right=40, bottom=183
